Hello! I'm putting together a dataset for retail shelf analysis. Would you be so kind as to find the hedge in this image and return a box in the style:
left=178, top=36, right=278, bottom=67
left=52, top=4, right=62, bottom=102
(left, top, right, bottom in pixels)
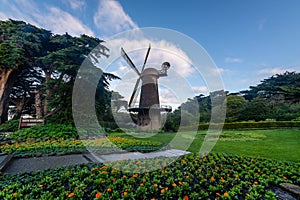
left=198, top=121, right=300, bottom=130
left=0, top=120, right=19, bottom=132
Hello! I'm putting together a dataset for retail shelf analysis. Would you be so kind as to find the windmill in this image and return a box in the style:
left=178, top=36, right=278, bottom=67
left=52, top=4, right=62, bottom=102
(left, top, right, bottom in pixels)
left=121, top=45, right=172, bottom=130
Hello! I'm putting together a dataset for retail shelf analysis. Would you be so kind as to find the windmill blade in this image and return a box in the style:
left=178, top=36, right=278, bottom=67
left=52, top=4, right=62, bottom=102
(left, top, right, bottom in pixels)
left=141, top=44, right=151, bottom=72
left=129, top=77, right=141, bottom=107
left=121, top=47, right=141, bottom=76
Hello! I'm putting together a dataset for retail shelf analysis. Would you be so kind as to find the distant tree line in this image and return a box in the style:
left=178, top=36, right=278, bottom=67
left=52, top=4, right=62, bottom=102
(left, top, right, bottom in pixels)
left=0, top=19, right=119, bottom=124
left=164, top=71, right=300, bottom=131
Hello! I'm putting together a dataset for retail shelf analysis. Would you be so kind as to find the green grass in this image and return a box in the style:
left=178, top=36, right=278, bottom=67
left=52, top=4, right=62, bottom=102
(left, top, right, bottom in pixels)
left=110, top=128, right=300, bottom=162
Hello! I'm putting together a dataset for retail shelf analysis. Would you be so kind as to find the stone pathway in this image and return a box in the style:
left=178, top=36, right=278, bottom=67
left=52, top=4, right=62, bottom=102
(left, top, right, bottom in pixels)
left=2, top=149, right=190, bottom=174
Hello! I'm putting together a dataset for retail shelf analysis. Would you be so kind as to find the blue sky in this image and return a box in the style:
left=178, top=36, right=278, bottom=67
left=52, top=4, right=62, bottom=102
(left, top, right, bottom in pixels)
left=1, top=0, right=300, bottom=97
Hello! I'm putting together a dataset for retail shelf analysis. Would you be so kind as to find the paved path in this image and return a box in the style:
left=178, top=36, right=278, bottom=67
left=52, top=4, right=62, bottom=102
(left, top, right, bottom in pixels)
left=3, top=149, right=190, bottom=174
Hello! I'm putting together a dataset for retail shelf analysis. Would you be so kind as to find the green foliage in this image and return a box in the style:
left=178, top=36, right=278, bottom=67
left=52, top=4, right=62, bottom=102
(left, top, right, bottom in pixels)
left=225, top=95, right=248, bottom=122
left=164, top=72, right=300, bottom=131
left=0, top=120, right=19, bottom=132
left=243, top=71, right=300, bottom=102
left=7, top=124, right=78, bottom=139
left=0, top=137, right=163, bottom=157
left=0, top=153, right=298, bottom=199
left=198, top=121, right=300, bottom=130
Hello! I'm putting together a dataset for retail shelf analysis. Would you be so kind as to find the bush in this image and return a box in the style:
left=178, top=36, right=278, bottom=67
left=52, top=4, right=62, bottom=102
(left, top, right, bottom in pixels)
left=7, top=124, right=78, bottom=139
left=0, top=120, right=19, bottom=132
left=198, top=121, right=300, bottom=130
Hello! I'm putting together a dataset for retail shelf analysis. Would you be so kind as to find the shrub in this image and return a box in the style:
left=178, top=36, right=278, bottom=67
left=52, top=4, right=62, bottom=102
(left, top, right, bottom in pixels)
left=198, top=121, right=300, bottom=130
left=0, top=120, right=19, bottom=132
left=7, top=124, right=78, bottom=139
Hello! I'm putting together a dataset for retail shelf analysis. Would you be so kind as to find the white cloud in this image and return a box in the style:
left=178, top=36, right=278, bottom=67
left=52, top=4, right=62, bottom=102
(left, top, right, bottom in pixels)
left=0, top=12, right=9, bottom=20
left=258, top=18, right=267, bottom=31
left=224, top=57, right=243, bottom=63
left=258, top=67, right=296, bottom=75
left=159, top=88, right=182, bottom=104
left=41, top=7, right=94, bottom=36
left=192, top=86, right=208, bottom=94
left=0, top=0, right=94, bottom=36
left=107, top=38, right=195, bottom=78
left=93, top=0, right=138, bottom=36
left=210, top=67, right=226, bottom=75
left=67, top=0, right=86, bottom=10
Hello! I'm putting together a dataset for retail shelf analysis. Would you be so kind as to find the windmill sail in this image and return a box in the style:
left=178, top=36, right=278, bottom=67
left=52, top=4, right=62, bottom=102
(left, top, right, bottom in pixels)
left=129, top=77, right=141, bottom=107
left=121, top=47, right=140, bottom=76
left=141, top=44, right=151, bottom=72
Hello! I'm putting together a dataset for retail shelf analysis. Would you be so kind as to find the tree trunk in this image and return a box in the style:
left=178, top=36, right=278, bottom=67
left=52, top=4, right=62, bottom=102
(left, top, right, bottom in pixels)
left=0, top=69, right=17, bottom=124
left=34, top=88, right=42, bottom=118
left=11, top=97, right=27, bottom=120
left=43, top=71, right=51, bottom=115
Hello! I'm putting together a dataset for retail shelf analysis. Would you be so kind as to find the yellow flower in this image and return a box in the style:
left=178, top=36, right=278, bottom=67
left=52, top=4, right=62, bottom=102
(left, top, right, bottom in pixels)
left=68, top=192, right=74, bottom=198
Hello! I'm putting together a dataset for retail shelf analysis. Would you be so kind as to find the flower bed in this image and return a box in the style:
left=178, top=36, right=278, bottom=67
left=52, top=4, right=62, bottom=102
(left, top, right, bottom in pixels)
left=0, top=153, right=299, bottom=199
left=0, top=137, right=163, bottom=157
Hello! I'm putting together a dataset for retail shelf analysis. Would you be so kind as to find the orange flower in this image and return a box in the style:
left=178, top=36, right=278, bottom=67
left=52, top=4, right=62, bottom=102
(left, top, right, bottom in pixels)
left=123, top=175, right=127, bottom=178
left=13, top=192, right=18, bottom=197
left=95, top=192, right=102, bottom=198
left=161, top=188, right=165, bottom=194
left=178, top=181, right=182, bottom=185
left=210, top=177, right=215, bottom=181
left=107, top=188, right=112, bottom=193
left=216, top=192, right=221, bottom=196
left=38, top=184, right=43, bottom=188
left=74, top=186, right=78, bottom=190
left=123, top=191, right=127, bottom=196
left=153, top=183, right=158, bottom=187
left=133, top=173, right=139, bottom=178
left=172, top=183, right=177, bottom=187
left=253, top=181, right=258, bottom=185
left=224, top=192, right=229, bottom=197
left=184, top=195, right=189, bottom=200
left=140, top=183, right=144, bottom=187
left=68, top=192, right=74, bottom=198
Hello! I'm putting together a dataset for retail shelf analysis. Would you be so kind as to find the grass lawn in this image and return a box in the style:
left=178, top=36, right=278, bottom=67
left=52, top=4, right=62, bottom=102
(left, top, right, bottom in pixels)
left=110, top=128, right=300, bottom=162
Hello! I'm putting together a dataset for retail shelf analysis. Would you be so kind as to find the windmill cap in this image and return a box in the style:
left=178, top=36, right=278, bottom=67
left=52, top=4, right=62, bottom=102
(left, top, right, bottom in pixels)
left=162, top=62, right=170, bottom=67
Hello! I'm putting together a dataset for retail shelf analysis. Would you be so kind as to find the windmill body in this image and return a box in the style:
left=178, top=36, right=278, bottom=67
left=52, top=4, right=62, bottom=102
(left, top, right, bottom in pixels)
left=121, top=45, right=171, bottom=130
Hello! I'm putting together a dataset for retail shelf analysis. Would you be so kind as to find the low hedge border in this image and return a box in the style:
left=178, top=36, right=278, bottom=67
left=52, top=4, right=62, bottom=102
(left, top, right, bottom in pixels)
left=198, top=121, right=300, bottom=130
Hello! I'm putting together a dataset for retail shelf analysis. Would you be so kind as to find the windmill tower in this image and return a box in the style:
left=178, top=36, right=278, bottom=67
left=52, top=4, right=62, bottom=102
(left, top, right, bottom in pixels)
left=121, top=45, right=172, bottom=130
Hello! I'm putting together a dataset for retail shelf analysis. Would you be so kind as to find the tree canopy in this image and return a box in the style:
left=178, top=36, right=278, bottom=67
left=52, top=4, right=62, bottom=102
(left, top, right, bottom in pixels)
left=0, top=19, right=120, bottom=125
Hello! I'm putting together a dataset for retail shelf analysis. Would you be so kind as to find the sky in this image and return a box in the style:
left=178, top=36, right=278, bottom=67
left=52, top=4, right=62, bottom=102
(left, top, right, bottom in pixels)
left=1, top=0, right=300, bottom=105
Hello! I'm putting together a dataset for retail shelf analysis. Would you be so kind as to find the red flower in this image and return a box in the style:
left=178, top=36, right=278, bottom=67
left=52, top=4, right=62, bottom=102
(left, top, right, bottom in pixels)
left=95, top=192, right=102, bottom=198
